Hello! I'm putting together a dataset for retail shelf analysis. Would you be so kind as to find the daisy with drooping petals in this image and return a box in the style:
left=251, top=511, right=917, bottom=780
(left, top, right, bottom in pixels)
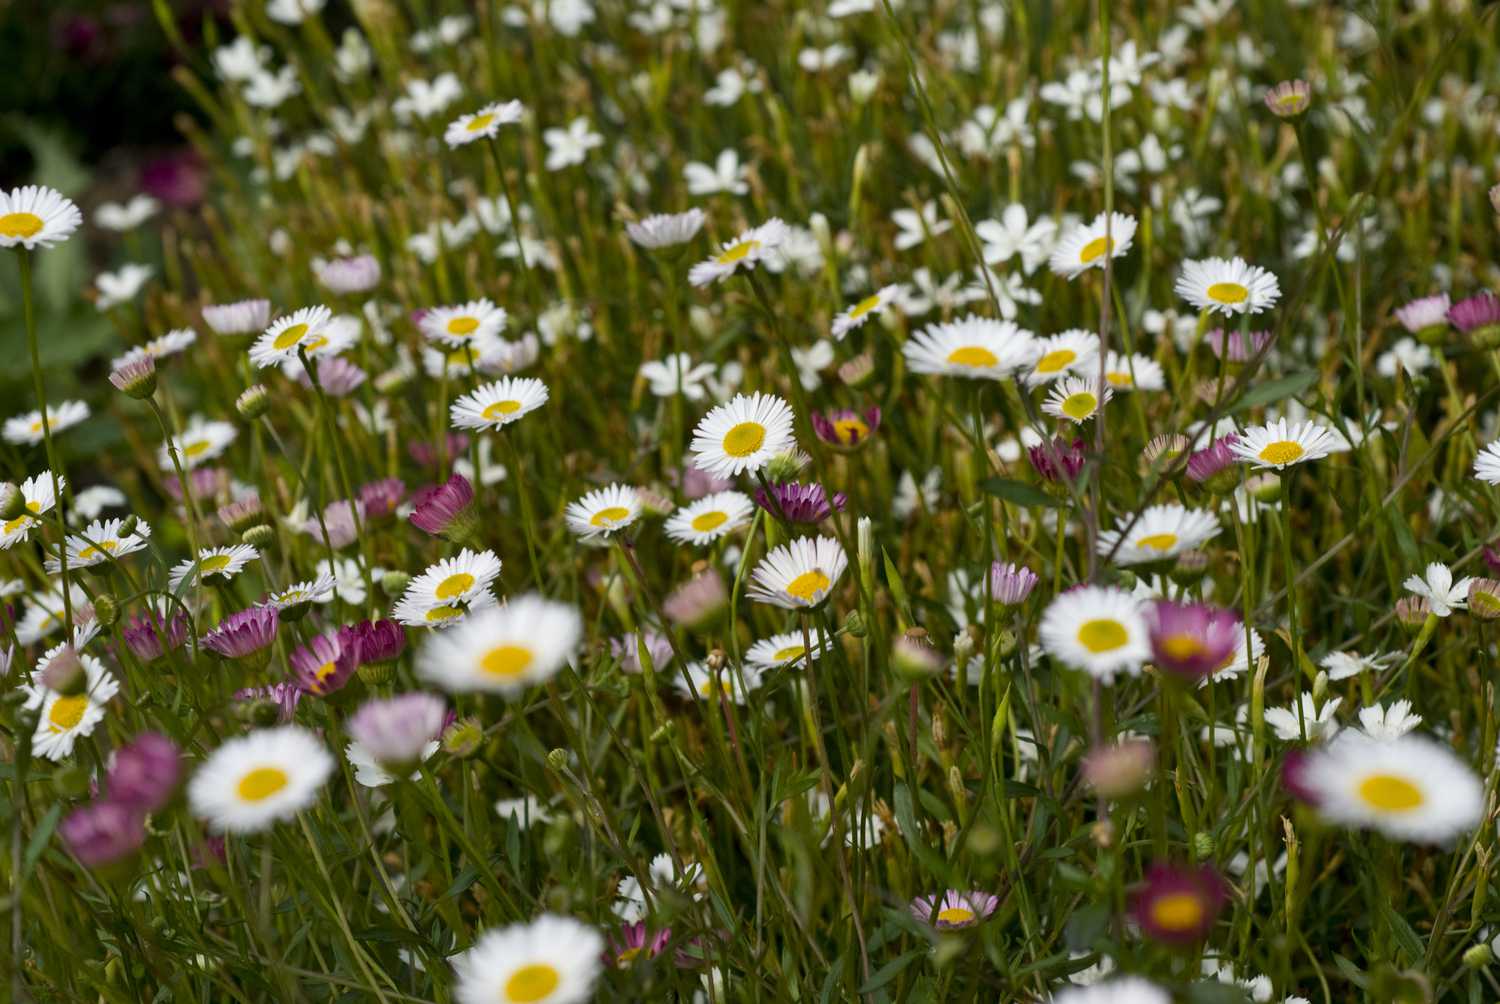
left=167, top=543, right=260, bottom=592
left=1042, top=377, right=1112, bottom=423
left=0, top=471, right=65, bottom=550
left=45, top=517, right=152, bottom=573
left=450, top=376, right=548, bottom=432
left=746, top=536, right=848, bottom=609
left=687, top=218, right=788, bottom=286
left=1048, top=211, right=1137, bottom=279
left=1097, top=504, right=1221, bottom=566
left=417, top=595, right=582, bottom=695
left=831, top=285, right=900, bottom=340
left=746, top=630, right=828, bottom=670
left=1473, top=441, right=1500, bottom=484
left=451, top=914, right=603, bottom=1004
left=444, top=99, right=525, bottom=147
left=202, top=298, right=271, bottom=336
left=1039, top=586, right=1151, bottom=681
left=1053, top=978, right=1170, bottom=1004
left=902, top=315, right=1039, bottom=381
left=690, top=392, right=796, bottom=479
left=1101, top=351, right=1165, bottom=391
left=4, top=400, right=90, bottom=446
left=664, top=491, right=754, bottom=545
left=626, top=208, right=706, bottom=250
left=421, top=298, right=508, bottom=346
left=0, top=185, right=83, bottom=249
left=158, top=416, right=238, bottom=470
left=187, top=726, right=335, bottom=833
left=249, top=305, right=336, bottom=368
left=1229, top=418, right=1338, bottom=470
left=1024, top=329, right=1100, bottom=385
left=564, top=484, right=642, bottom=540
left=1298, top=732, right=1482, bottom=843
left=1175, top=257, right=1281, bottom=315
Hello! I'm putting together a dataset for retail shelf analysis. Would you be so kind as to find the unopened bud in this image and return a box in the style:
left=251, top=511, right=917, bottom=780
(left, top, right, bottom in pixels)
left=242, top=524, right=274, bottom=548
left=0, top=483, right=22, bottom=521
left=442, top=716, right=483, bottom=758
left=1193, top=831, right=1216, bottom=858
left=92, top=594, right=119, bottom=628
left=236, top=384, right=270, bottom=420
left=381, top=571, right=411, bottom=596
left=546, top=748, right=570, bottom=771
left=1463, top=944, right=1493, bottom=969
left=844, top=609, right=867, bottom=638
left=39, top=646, right=87, bottom=697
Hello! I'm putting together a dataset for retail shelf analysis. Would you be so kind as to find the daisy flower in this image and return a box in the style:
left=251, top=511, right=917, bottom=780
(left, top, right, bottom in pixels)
left=405, top=549, right=504, bottom=610
left=248, top=305, right=336, bottom=369
left=1042, top=376, right=1112, bottom=423
left=1264, top=694, right=1340, bottom=742
left=391, top=587, right=497, bottom=629
left=268, top=574, right=337, bottom=611
left=1, top=471, right=64, bottom=550
left=420, top=298, right=508, bottom=347
left=626, top=208, right=705, bottom=250
left=1039, top=586, right=1151, bottom=681
left=202, top=298, right=271, bottom=336
left=1129, top=863, right=1228, bottom=945
left=1101, top=351, right=1166, bottom=391
left=1053, top=978, right=1170, bottom=1004
left=746, top=536, right=848, bottom=609
left=1205, top=627, right=1264, bottom=684
left=689, top=392, right=797, bottom=479
left=664, top=491, right=754, bottom=545
left=25, top=645, right=120, bottom=762
left=1473, top=441, right=1500, bottom=484
left=444, top=99, right=525, bottom=147
left=1175, top=257, right=1281, bottom=315
left=1048, top=211, right=1137, bottom=279
left=158, top=416, right=238, bottom=469
left=831, top=285, right=900, bottom=340
left=450, top=376, right=548, bottom=431
left=0, top=185, right=83, bottom=249
left=672, top=661, right=763, bottom=703
left=167, top=543, right=260, bottom=592
left=746, top=630, right=828, bottom=670
left=1097, top=504, right=1221, bottom=566
left=1298, top=732, right=1482, bottom=843
left=687, top=218, right=788, bottom=286
left=1320, top=649, right=1398, bottom=681
left=902, top=315, right=1040, bottom=380
left=451, top=914, right=603, bottom=1004
left=418, top=595, right=582, bottom=695
left=1402, top=561, right=1473, bottom=617
left=1024, top=329, right=1100, bottom=385
left=564, top=484, right=642, bottom=539
left=4, top=400, right=90, bottom=446
left=1358, top=700, right=1422, bottom=741
left=1229, top=418, right=1338, bottom=470
left=111, top=328, right=198, bottom=370
left=187, top=726, right=335, bottom=833
left=45, top=517, right=152, bottom=573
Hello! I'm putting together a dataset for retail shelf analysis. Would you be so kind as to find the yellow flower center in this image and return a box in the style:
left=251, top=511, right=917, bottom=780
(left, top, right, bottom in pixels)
left=715, top=239, right=759, bottom=265
left=465, top=113, right=496, bottom=132
left=200, top=554, right=234, bottom=574
left=1206, top=282, right=1249, bottom=304
left=1060, top=392, right=1097, bottom=421
left=1106, top=370, right=1132, bottom=386
left=1149, top=892, right=1204, bottom=932
left=590, top=506, right=631, bottom=528
left=616, top=946, right=643, bottom=966
left=78, top=540, right=119, bottom=561
left=1357, top=773, right=1424, bottom=812
left=1135, top=532, right=1178, bottom=552
left=26, top=500, right=41, bottom=514
left=1257, top=440, right=1304, bottom=466
left=1078, top=235, right=1113, bottom=263
left=2, top=516, right=29, bottom=535
left=47, top=694, right=89, bottom=732
left=1275, top=93, right=1303, bottom=110
left=237, top=766, right=289, bottom=802
left=936, top=906, right=976, bottom=926
left=435, top=572, right=475, bottom=600
left=772, top=644, right=805, bottom=663
left=425, top=604, right=464, bottom=622
left=1036, top=348, right=1077, bottom=373
left=1158, top=634, right=1206, bottom=662
left=447, top=348, right=476, bottom=366
left=482, top=399, right=522, bottom=420
left=785, top=570, right=831, bottom=603
left=848, top=293, right=882, bottom=320
left=0, top=211, right=45, bottom=239
left=722, top=421, right=766, bottom=457
left=447, top=316, right=480, bottom=335
left=481, top=644, right=534, bottom=678
left=184, top=439, right=212, bottom=458
left=1077, top=618, right=1127, bottom=653
left=312, top=660, right=339, bottom=689
left=947, top=345, right=999, bottom=368
left=29, top=418, right=42, bottom=433
left=832, top=418, right=868, bottom=444
left=690, top=511, right=728, bottom=533
left=272, top=322, right=308, bottom=350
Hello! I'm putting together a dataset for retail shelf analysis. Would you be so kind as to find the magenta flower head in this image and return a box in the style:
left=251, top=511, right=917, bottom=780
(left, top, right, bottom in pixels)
left=408, top=433, right=471, bottom=468
left=1129, top=863, right=1228, bottom=945
left=908, top=890, right=1000, bottom=930
left=812, top=406, right=882, bottom=451
left=1147, top=601, right=1242, bottom=681
left=989, top=562, right=1039, bottom=606
left=202, top=606, right=279, bottom=666
left=1186, top=435, right=1239, bottom=489
left=1281, top=748, right=1320, bottom=805
left=1205, top=328, right=1273, bottom=363
left=1027, top=436, right=1087, bottom=483
left=290, top=630, right=361, bottom=697
left=1447, top=291, right=1500, bottom=347
left=234, top=681, right=303, bottom=723
left=608, top=923, right=672, bottom=968
left=107, top=732, right=183, bottom=812
left=677, top=464, right=733, bottom=501
left=302, top=356, right=367, bottom=396
left=359, top=477, right=407, bottom=521
left=1484, top=543, right=1500, bottom=576
left=409, top=473, right=481, bottom=545
left=341, top=618, right=406, bottom=666
left=307, top=499, right=363, bottom=549
left=1394, top=293, right=1451, bottom=337
left=754, top=481, right=846, bottom=524
left=61, top=801, right=146, bottom=870
left=348, top=692, right=447, bottom=773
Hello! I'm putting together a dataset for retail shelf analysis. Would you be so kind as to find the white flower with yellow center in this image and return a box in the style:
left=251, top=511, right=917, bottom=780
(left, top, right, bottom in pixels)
left=1041, top=376, right=1112, bottom=424
left=1101, top=350, right=1165, bottom=391
left=112, top=327, right=198, bottom=370
left=746, top=630, right=828, bottom=670
left=417, top=594, right=582, bottom=695
left=1048, top=211, right=1137, bottom=279
left=423, top=339, right=496, bottom=379
left=420, top=298, right=508, bottom=347
left=404, top=549, right=503, bottom=612
left=444, top=99, right=525, bottom=147
left=1230, top=418, right=1338, bottom=470
left=1200, top=626, right=1263, bottom=685
left=564, top=484, right=642, bottom=540
left=0, top=471, right=64, bottom=550
left=664, top=491, right=754, bottom=546
left=451, top=914, right=603, bottom=1004
left=1096, top=504, right=1220, bottom=566
left=158, top=416, right=238, bottom=470
left=248, top=305, right=336, bottom=368
left=0, top=185, right=82, bottom=250
left=46, top=517, right=152, bottom=573
left=269, top=574, right=337, bottom=610
left=687, top=218, right=789, bottom=287
left=690, top=392, right=796, bottom=479
left=1175, top=256, right=1281, bottom=315
left=747, top=536, right=848, bottom=609
left=673, top=661, right=763, bottom=703
left=4, top=400, right=90, bottom=446
left=450, top=376, right=549, bottom=431
left=1300, top=732, right=1482, bottom=843
left=831, top=284, right=901, bottom=340
left=25, top=645, right=119, bottom=762
left=168, top=544, right=260, bottom=592
left=188, top=726, right=335, bottom=833
left=1039, top=586, right=1151, bottom=680
left=1473, top=441, right=1500, bottom=485
left=1023, top=329, right=1100, bottom=386
left=902, top=315, right=1040, bottom=381
left=392, top=584, right=497, bottom=628
left=1053, top=977, right=1171, bottom=1004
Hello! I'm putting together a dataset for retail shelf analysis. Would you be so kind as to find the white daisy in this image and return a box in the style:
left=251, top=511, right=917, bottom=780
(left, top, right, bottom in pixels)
left=158, top=416, right=238, bottom=470
left=902, top=315, right=1040, bottom=380
left=663, top=491, right=754, bottom=546
left=417, top=595, right=583, bottom=695
left=111, top=327, right=198, bottom=370
left=1048, top=211, right=1137, bottom=279
left=45, top=517, right=152, bottom=573
left=167, top=544, right=260, bottom=592
left=1319, top=650, right=1398, bottom=681
left=689, top=392, right=797, bottom=479
left=451, top=914, right=603, bottom=1004
left=746, top=630, right=828, bottom=670
left=1175, top=256, right=1281, bottom=315
left=1299, top=732, right=1483, bottom=843
left=0, top=185, right=83, bottom=249
left=687, top=219, right=789, bottom=286
left=1053, top=977, right=1171, bottom=1004
left=1358, top=700, right=1422, bottom=742
left=1473, top=441, right=1500, bottom=485
left=1100, top=351, right=1166, bottom=391
left=25, top=644, right=120, bottom=762
left=1041, top=376, right=1112, bottom=423
left=1264, top=694, right=1341, bottom=742
left=404, top=549, right=503, bottom=610
left=392, top=585, right=498, bottom=629
left=1096, top=504, right=1221, bottom=566
left=268, top=574, right=338, bottom=610
left=4, top=400, right=90, bottom=446
left=564, top=484, right=642, bottom=539
left=1024, top=329, right=1101, bottom=386
left=248, top=305, right=336, bottom=368
left=1039, top=586, right=1151, bottom=681
left=346, top=739, right=439, bottom=786
left=450, top=377, right=548, bottom=431
left=188, top=726, right=335, bottom=833
left=626, top=208, right=705, bottom=250
left=444, top=99, right=525, bottom=147
left=1402, top=561, right=1473, bottom=617
left=831, top=285, right=901, bottom=340
left=1229, top=418, right=1339, bottom=470
left=202, top=299, right=271, bottom=336
left=1203, top=626, right=1264, bottom=685
left=672, top=661, right=763, bottom=704
left=420, top=298, right=508, bottom=347
left=0, top=471, right=64, bottom=550
left=746, top=536, right=848, bottom=609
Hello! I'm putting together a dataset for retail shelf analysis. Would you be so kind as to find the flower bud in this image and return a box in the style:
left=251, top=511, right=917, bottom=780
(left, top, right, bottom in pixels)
left=236, top=384, right=270, bottom=420
left=442, top=716, right=483, bottom=758
left=0, top=483, right=22, bottom=521
left=545, top=748, right=570, bottom=771
left=1463, top=944, right=1493, bottom=969
left=92, top=594, right=119, bottom=628
left=381, top=571, right=411, bottom=596
left=242, top=524, right=274, bottom=548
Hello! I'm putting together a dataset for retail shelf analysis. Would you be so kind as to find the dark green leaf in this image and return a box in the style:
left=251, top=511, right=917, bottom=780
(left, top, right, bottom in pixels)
left=980, top=477, right=1058, bottom=509
left=1230, top=370, right=1319, bottom=413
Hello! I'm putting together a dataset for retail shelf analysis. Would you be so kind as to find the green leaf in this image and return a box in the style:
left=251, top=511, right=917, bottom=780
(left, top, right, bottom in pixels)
left=980, top=477, right=1059, bottom=509
left=1063, top=904, right=1110, bottom=952
left=858, top=948, right=924, bottom=993
left=1381, top=902, right=1426, bottom=964
left=891, top=783, right=947, bottom=878
left=1229, top=370, right=1319, bottom=413
left=22, top=804, right=63, bottom=881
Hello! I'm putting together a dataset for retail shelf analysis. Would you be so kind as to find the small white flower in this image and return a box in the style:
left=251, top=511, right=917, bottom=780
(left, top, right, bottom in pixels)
left=1358, top=700, right=1422, bottom=742
left=1264, top=693, right=1341, bottom=742
left=1402, top=561, right=1473, bottom=617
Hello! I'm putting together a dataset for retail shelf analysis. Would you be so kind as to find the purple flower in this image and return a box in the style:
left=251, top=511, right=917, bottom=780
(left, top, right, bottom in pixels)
left=1204, top=328, right=1273, bottom=362
left=1185, top=435, right=1239, bottom=484
left=1027, top=437, right=1087, bottom=483
left=909, top=890, right=999, bottom=930
left=988, top=562, right=1039, bottom=606
left=121, top=609, right=190, bottom=662
left=1281, top=749, right=1319, bottom=805
left=61, top=801, right=146, bottom=868
left=676, top=464, right=733, bottom=501
left=162, top=466, right=230, bottom=505
left=202, top=606, right=279, bottom=660
left=1129, top=863, right=1228, bottom=946
left=409, top=474, right=476, bottom=538
left=607, top=923, right=673, bottom=967
left=234, top=681, right=303, bottom=721
left=305, top=499, right=363, bottom=549
left=408, top=434, right=471, bottom=468
left=301, top=356, right=367, bottom=396
left=341, top=618, right=406, bottom=665
left=1484, top=543, right=1500, bottom=576
left=753, top=482, right=846, bottom=524
left=317, top=254, right=382, bottom=295
left=359, top=478, right=407, bottom=521
left=1146, top=601, right=1241, bottom=680
left=289, top=631, right=360, bottom=696
left=347, top=692, right=447, bottom=769
left=140, top=149, right=205, bottom=208
left=610, top=631, right=675, bottom=674
left=107, top=732, right=183, bottom=812
left=1394, top=293, right=1451, bottom=333
left=811, top=406, right=881, bottom=450
left=1447, top=292, right=1500, bottom=334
